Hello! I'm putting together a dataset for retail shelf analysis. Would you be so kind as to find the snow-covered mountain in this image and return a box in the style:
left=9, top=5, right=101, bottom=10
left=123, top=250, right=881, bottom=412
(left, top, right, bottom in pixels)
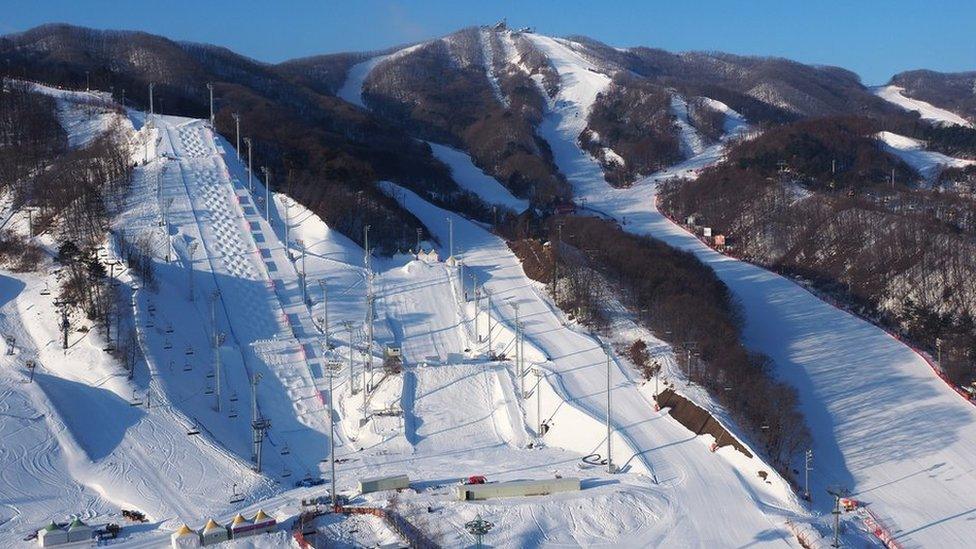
left=3, top=21, right=976, bottom=549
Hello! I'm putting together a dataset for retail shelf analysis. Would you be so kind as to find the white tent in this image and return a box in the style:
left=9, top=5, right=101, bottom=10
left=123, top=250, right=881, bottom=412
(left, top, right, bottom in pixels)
left=37, top=521, right=68, bottom=547
left=200, top=518, right=228, bottom=545
left=171, top=524, right=201, bottom=548
left=65, top=518, right=92, bottom=543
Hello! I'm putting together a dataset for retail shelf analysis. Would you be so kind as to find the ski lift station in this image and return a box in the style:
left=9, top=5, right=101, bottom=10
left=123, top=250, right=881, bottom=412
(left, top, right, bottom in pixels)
left=455, top=477, right=581, bottom=501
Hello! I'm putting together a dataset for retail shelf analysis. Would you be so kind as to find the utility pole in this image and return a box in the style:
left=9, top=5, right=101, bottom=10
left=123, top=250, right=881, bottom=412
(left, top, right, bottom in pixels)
left=363, top=225, right=371, bottom=274
left=520, top=320, right=526, bottom=397
left=829, top=489, right=842, bottom=548
left=284, top=198, right=291, bottom=260
left=605, top=343, right=615, bottom=474
left=326, top=360, right=341, bottom=509
left=244, top=137, right=253, bottom=192
left=804, top=449, right=813, bottom=501
left=207, top=82, right=214, bottom=127
left=148, top=82, right=155, bottom=117
left=85, top=70, right=90, bottom=91
left=232, top=113, right=241, bottom=160
left=211, top=290, right=222, bottom=412
left=26, top=207, right=34, bottom=239
left=260, top=166, right=270, bottom=222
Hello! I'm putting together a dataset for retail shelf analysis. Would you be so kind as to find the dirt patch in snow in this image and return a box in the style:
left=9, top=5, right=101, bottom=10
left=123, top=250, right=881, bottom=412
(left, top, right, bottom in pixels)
left=657, top=388, right=751, bottom=458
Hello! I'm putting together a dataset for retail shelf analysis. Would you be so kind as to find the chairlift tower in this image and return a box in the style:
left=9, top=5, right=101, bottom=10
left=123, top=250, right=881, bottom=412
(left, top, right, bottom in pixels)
left=187, top=242, right=199, bottom=301
left=464, top=514, right=495, bottom=549
left=826, top=486, right=847, bottom=548
left=250, top=373, right=271, bottom=472
left=148, top=82, right=155, bottom=118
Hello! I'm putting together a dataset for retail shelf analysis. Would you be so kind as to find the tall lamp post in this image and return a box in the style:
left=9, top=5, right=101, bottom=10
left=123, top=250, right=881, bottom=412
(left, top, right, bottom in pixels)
left=244, top=137, right=253, bottom=192
left=232, top=113, right=241, bottom=160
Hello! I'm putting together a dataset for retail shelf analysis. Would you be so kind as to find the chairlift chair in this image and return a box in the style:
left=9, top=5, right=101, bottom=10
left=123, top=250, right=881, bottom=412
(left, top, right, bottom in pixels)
left=165, top=323, right=174, bottom=334
left=129, top=391, right=143, bottom=407
left=229, top=483, right=245, bottom=504
left=228, top=408, right=238, bottom=419
left=183, top=359, right=192, bottom=372
left=229, top=392, right=239, bottom=402
left=163, top=338, right=172, bottom=350
left=204, top=385, right=214, bottom=395
left=280, top=444, right=291, bottom=456
left=282, top=467, right=292, bottom=478
left=39, top=285, right=51, bottom=296
left=186, top=423, right=200, bottom=436
left=206, top=371, right=214, bottom=379
left=185, top=345, right=194, bottom=356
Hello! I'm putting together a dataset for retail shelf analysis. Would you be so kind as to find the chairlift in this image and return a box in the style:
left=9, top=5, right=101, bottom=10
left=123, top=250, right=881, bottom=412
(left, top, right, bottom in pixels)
left=129, top=391, right=143, bottom=407
left=165, top=323, right=174, bottom=334
left=204, top=385, right=214, bottom=395
left=39, top=285, right=51, bottom=296
left=206, top=371, right=215, bottom=379
left=229, top=392, right=239, bottom=402
left=186, top=423, right=201, bottom=436
left=280, top=444, right=291, bottom=456
left=282, top=467, right=292, bottom=479
left=147, top=303, right=156, bottom=315
left=229, top=483, right=245, bottom=504
left=185, top=345, right=194, bottom=356
left=145, top=319, right=155, bottom=328
left=103, top=344, right=115, bottom=352
left=228, top=408, right=238, bottom=419
left=163, top=338, right=172, bottom=350
left=183, top=360, right=192, bottom=372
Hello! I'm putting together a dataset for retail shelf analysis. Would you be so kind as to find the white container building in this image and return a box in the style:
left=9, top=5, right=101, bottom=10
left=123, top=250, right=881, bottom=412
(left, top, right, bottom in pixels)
left=358, top=474, right=410, bottom=494
left=455, top=477, right=581, bottom=501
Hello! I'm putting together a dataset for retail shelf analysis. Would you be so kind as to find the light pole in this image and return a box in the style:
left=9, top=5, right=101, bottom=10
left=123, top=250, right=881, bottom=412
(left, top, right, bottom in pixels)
left=485, top=288, right=492, bottom=357
left=244, top=137, right=253, bottom=192
left=804, top=449, right=813, bottom=501
left=535, top=367, right=543, bottom=435
left=319, top=279, right=329, bottom=349
left=206, top=82, right=214, bottom=127
left=605, top=343, right=615, bottom=474
left=446, top=216, right=454, bottom=259
left=148, top=82, right=155, bottom=117
left=326, top=360, right=341, bottom=509
left=232, top=113, right=240, bottom=160
left=260, top=166, right=270, bottom=222
left=345, top=321, right=356, bottom=393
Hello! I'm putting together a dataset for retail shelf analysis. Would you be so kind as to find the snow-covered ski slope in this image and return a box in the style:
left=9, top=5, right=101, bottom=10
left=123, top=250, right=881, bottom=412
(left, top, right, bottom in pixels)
left=384, top=182, right=807, bottom=547
left=530, top=33, right=976, bottom=547
left=877, top=130, right=975, bottom=181
left=427, top=142, right=529, bottom=212
left=874, top=85, right=973, bottom=128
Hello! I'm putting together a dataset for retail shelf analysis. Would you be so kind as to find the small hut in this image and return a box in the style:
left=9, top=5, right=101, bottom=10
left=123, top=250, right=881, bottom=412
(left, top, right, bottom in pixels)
left=170, top=524, right=201, bottom=548
left=37, top=521, right=68, bottom=547
left=200, top=518, right=229, bottom=545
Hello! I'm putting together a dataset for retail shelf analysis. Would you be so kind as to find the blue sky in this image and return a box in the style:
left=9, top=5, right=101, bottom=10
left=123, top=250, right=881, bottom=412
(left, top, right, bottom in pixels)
left=4, top=0, right=974, bottom=84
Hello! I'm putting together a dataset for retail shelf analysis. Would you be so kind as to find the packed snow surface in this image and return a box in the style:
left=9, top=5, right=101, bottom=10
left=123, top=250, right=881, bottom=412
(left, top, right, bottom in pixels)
left=533, top=38, right=976, bottom=548
left=877, top=130, right=975, bottom=181
left=873, top=85, right=973, bottom=128
left=336, top=43, right=425, bottom=108
left=426, top=142, right=529, bottom=212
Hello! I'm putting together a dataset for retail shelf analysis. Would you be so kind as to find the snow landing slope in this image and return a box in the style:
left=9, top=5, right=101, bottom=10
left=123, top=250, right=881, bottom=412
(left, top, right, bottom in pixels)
left=529, top=33, right=976, bottom=548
